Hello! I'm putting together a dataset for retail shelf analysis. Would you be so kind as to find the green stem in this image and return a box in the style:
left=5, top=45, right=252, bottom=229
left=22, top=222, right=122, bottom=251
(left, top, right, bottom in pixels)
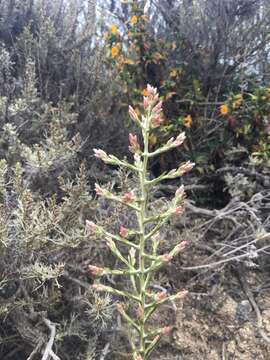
left=137, top=115, right=150, bottom=357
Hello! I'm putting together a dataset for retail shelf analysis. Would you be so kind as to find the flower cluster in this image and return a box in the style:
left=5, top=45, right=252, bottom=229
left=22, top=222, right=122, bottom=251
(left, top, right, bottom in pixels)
left=86, top=85, right=194, bottom=360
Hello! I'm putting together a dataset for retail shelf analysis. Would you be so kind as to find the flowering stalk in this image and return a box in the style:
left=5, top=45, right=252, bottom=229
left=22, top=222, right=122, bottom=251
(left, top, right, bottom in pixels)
left=87, top=85, right=194, bottom=359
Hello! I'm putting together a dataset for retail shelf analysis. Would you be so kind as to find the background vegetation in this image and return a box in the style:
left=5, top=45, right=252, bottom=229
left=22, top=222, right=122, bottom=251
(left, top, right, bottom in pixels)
left=0, top=0, right=269, bottom=359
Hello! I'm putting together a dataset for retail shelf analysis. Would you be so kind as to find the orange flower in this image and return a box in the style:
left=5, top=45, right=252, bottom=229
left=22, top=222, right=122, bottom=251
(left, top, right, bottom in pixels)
left=183, top=115, right=192, bottom=128
left=130, top=15, right=138, bottom=26
left=142, top=88, right=148, bottom=97
left=110, top=24, right=118, bottom=35
left=111, top=45, right=120, bottom=58
left=220, top=104, right=229, bottom=115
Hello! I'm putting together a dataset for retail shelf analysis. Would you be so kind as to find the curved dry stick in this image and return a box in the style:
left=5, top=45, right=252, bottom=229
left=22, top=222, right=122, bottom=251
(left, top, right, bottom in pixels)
left=41, top=319, right=60, bottom=360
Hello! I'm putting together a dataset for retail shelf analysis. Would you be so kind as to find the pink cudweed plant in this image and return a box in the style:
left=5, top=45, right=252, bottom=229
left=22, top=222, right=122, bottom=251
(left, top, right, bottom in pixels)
left=88, top=85, right=194, bottom=359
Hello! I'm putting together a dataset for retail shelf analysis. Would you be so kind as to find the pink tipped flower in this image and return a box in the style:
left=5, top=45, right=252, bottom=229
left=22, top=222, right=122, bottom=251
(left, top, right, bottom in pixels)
left=156, top=291, right=167, bottom=301
left=152, top=100, right=163, bottom=115
left=119, top=226, right=129, bottom=237
left=92, top=283, right=106, bottom=292
left=175, top=185, right=185, bottom=198
left=146, top=84, right=157, bottom=99
left=95, top=183, right=104, bottom=196
left=85, top=220, right=98, bottom=233
left=143, top=96, right=150, bottom=109
left=128, top=105, right=140, bottom=122
left=174, top=205, right=185, bottom=215
left=116, top=303, right=124, bottom=314
left=135, top=356, right=143, bottom=360
left=151, top=114, right=164, bottom=127
left=93, top=148, right=108, bottom=161
left=175, top=289, right=189, bottom=300
left=174, top=240, right=187, bottom=254
left=161, top=253, right=173, bottom=263
left=121, top=191, right=136, bottom=204
left=88, top=265, right=104, bottom=277
left=174, top=132, right=186, bottom=146
left=162, top=325, right=173, bottom=335
left=128, top=133, right=140, bottom=153
left=178, top=160, right=195, bottom=175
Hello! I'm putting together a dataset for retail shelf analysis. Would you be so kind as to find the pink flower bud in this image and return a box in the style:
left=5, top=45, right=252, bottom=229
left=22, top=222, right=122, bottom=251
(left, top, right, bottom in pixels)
left=116, top=303, right=124, bottom=314
left=147, top=84, right=158, bottom=99
left=128, top=133, right=140, bottom=153
left=143, top=96, right=150, bottom=109
left=174, top=205, right=185, bottom=215
left=175, top=289, right=189, bottom=300
left=161, top=253, right=173, bottom=262
left=174, top=132, right=186, bottom=146
left=156, top=291, right=167, bottom=301
left=121, top=191, right=136, bottom=203
left=174, top=241, right=187, bottom=254
left=93, top=148, right=108, bottom=161
left=162, top=325, right=173, bottom=335
left=135, top=356, right=143, bottom=360
left=95, top=183, right=104, bottom=196
left=129, top=105, right=140, bottom=122
left=136, top=306, right=144, bottom=319
left=151, top=114, right=164, bottom=127
left=92, top=283, right=106, bottom=292
left=88, top=265, right=104, bottom=277
left=175, top=185, right=185, bottom=198
left=178, top=161, right=195, bottom=174
left=119, top=226, right=129, bottom=237
left=85, top=220, right=98, bottom=233
left=152, top=100, right=163, bottom=115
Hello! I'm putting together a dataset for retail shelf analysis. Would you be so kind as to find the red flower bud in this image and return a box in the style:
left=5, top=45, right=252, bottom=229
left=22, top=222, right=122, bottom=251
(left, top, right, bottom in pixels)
left=128, top=133, right=140, bottom=153
left=161, top=253, right=173, bottom=262
left=116, top=303, right=124, bottom=314
left=121, top=191, right=136, bottom=203
left=92, top=283, right=106, bottom=292
left=175, top=185, right=185, bottom=198
left=85, top=220, right=98, bottom=233
left=162, top=325, right=173, bottom=335
left=174, top=205, right=185, bottom=215
left=88, top=265, right=104, bottom=277
left=175, top=289, right=189, bottom=300
left=178, top=161, right=195, bottom=174
left=136, top=306, right=144, bottom=319
left=95, top=183, right=104, bottom=196
left=174, top=241, right=187, bottom=254
left=156, top=291, right=167, bottom=301
left=93, top=148, right=108, bottom=161
left=152, top=100, right=163, bottom=115
left=119, top=226, right=129, bottom=237
left=151, top=114, right=164, bottom=127
left=129, top=106, right=140, bottom=122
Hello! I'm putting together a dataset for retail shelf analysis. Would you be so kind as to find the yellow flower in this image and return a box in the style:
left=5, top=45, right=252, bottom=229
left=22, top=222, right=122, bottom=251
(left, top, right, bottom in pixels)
left=130, top=15, right=138, bottom=26
left=170, top=69, right=177, bottom=78
left=124, top=58, right=135, bottom=65
left=233, top=94, right=243, bottom=108
left=142, top=88, right=148, bottom=97
left=184, top=115, right=192, bottom=128
left=149, top=134, right=157, bottom=146
left=111, top=45, right=120, bottom=58
left=110, top=24, right=118, bottom=35
left=220, top=104, right=229, bottom=115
